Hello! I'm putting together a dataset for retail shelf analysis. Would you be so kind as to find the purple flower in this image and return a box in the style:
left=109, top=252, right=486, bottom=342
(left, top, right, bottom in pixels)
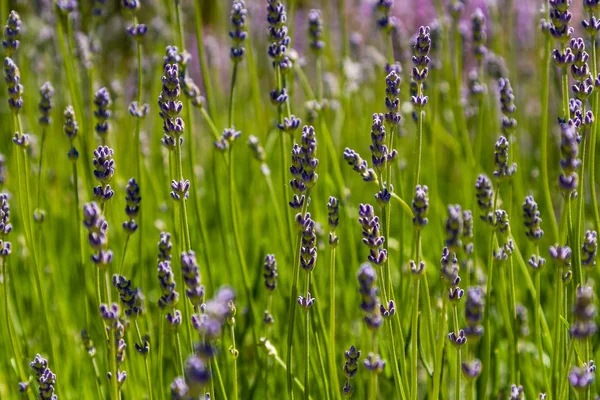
left=523, top=196, right=543, bottom=241
left=4, top=58, right=23, bottom=111
left=464, top=286, right=484, bottom=337
left=92, top=145, right=115, bottom=185
left=93, top=87, right=112, bottom=138
left=493, top=136, right=517, bottom=182
left=158, top=232, right=172, bottom=262
left=113, top=274, right=145, bottom=318
left=267, top=0, right=292, bottom=72
left=39, top=82, right=54, bottom=125
left=509, top=384, right=524, bottom=399
left=472, top=9, right=487, bottom=61
left=123, top=178, right=141, bottom=235
left=263, top=254, right=278, bottom=291
left=461, top=359, right=482, bottom=380
left=412, top=185, right=429, bottom=230
left=448, top=330, right=467, bottom=347
left=357, top=263, right=382, bottom=331
left=475, top=174, right=494, bottom=218
left=581, top=229, right=597, bottom=269
left=445, top=205, right=463, bottom=251
left=158, top=62, right=184, bottom=151
left=440, top=247, right=461, bottom=287
left=2, top=11, right=21, bottom=56
left=300, top=217, right=317, bottom=272
left=374, top=0, right=395, bottom=32
left=568, top=364, right=594, bottom=391
left=358, top=204, right=387, bottom=265
left=0, top=193, right=12, bottom=258
left=181, top=250, right=204, bottom=308
left=369, top=113, right=397, bottom=171
left=498, top=78, right=517, bottom=134
left=343, top=148, right=377, bottom=183
left=308, top=9, right=325, bottom=52
left=570, top=285, right=597, bottom=339
left=363, top=352, right=386, bottom=373
left=559, top=116, right=581, bottom=198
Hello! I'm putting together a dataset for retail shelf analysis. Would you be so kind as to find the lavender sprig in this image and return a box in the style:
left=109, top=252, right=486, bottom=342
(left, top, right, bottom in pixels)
left=0, top=193, right=12, bottom=258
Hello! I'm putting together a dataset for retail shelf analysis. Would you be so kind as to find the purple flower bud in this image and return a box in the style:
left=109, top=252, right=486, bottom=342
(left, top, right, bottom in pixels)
left=549, top=243, right=572, bottom=269
left=92, top=146, right=115, bottom=185
left=263, top=254, right=278, bottom=291
left=571, top=285, right=597, bottom=339
left=461, top=359, right=482, bottom=380
left=307, top=9, right=325, bottom=52
left=472, top=9, right=487, bottom=61
left=298, top=292, right=316, bottom=309
left=363, top=352, right=386, bottom=373
left=448, top=329, right=467, bottom=347
left=93, top=87, right=112, bottom=138
left=445, top=205, right=463, bottom=251
left=582, top=230, right=597, bottom=268
left=475, top=174, right=494, bottom=218
left=509, top=384, right=524, bottom=399
left=3, top=57, right=22, bottom=111
left=568, top=364, right=594, bottom=391
left=412, top=185, right=429, bottom=229
left=38, top=82, right=54, bottom=125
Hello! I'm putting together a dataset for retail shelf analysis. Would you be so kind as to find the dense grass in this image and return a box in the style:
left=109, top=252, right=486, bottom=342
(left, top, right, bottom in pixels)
left=0, top=0, right=598, bottom=399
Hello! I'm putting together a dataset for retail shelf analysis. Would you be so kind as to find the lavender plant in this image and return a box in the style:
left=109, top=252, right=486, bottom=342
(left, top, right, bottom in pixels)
left=0, top=2, right=599, bottom=400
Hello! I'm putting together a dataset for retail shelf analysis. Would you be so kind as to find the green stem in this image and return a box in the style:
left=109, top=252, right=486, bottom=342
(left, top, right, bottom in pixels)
left=212, top=357, right=229, bottom=400
left=227, top=149, right=260, bottom=346
left=540, top=27, right=560, bottom=242
left=590, top=35, right=600, bottom=234
left=193, top=0, right=216, bottom=116
left=328, top=246, right=338, bottom=400
left=1, top=259, right=29, bottom=393
left=391, top=192, right=413, bottom=216
left=229, top=63, right=238, bottom=128
left=230, top=323, right=238, bottom=400
left=534, top=263, right=550, bottom=393
left=559, top=338, right=576, bottom=400
left=452, top=306, right=461, bottom=400
left=286, top=198, right=309, bottom=399
left=411, top=278, right=420, bottom=400
left=158, top=314, right=165, bottom=400
left=551, top=265, right=563, bottom=397
left=432, top=297, right=447, bottom=400
left=175, top=331, right=184, bottom=375
left=304, top=273, right=311, bottom=400
left=415, top=87, right=424, bottom=187
left=135, top=320, right=153, bottom=400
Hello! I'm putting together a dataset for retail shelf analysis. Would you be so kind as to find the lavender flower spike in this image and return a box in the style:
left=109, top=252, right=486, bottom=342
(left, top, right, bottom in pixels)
left=570, top=285, right=597, bottom=339
left=357, top=262, right=382, bottom=331
left=263, top=254, right=278, bottom=291
left=39, top=82, right=54, bottom=126
left=2, top=11, right=21, bottom=56
left=0, top=193, right=12, bottom=258
left=4, top=57, right=23, bottom=111
left=122, top=178, right=141, bottom=235
left=412, top=185, right=429, bottom=230
left=582, top=230, right=597, bottom=269
left=493, top=136, right=517, bottom=182
left=523, top=196, right=543, bottom=242
left=229, top=0, right=247, bottom=62
left=93, top=87, right=112, bottom=139
left=308, top=9, right=325, bottom=53
left=30, top=354, right=57, bottom=400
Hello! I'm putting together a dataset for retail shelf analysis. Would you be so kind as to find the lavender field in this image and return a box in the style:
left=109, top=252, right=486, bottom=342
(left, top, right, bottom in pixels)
left=0, top=0, right=598, bottom=399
